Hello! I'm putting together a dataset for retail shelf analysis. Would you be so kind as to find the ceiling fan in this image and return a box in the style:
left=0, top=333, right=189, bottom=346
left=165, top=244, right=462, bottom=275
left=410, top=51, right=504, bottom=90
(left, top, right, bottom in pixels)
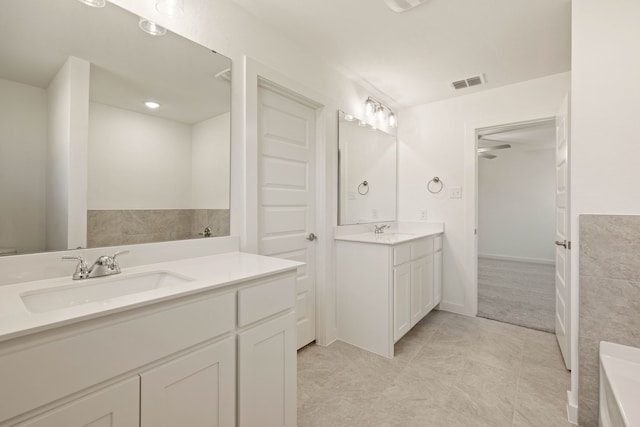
left=477, top=136, right=511, bottom=160
left=383, top=0, right=429, bottom=12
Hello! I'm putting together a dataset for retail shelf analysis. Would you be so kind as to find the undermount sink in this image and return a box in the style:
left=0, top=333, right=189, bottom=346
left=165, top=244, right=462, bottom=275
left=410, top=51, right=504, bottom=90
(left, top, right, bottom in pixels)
left=20, top=271, right=194, bottom=314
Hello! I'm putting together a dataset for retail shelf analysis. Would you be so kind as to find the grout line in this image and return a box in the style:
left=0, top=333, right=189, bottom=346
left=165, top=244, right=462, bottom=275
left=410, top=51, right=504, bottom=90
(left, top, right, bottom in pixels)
left=511, top=335, right=529, bottom=426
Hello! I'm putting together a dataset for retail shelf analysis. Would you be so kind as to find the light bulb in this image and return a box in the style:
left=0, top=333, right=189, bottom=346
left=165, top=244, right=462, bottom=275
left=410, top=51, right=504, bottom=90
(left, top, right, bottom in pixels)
left=358, top=120, right=367, bottom=127
left=365, top=99, right=375, bottom=116
left=145, top=101, right=160, bottom=109
left=376, top=105, right=385, bottom=123
left=139, top=18, right=167, bottom=36
left=344, top=114, right=355, bottom=122
left=156, top=0, right=184, bottom=17
left=388, top=112, right=397, bottom=128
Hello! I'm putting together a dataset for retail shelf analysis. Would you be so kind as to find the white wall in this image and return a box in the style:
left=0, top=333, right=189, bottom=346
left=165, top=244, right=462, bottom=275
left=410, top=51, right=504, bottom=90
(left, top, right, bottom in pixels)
left=192, top=112, right=230, bottom=209
left=46, top=56, right=89, bottom=251
left=339, top=121, right=396, bottom=224
left=0, top=78, right=48, bottom=254
left=569, top=0, right=640, bottom=417
left=88, top=102, right=192, bottom=209
left=478, top=147, right=556, bottom=262
left=398, top=72, right=570, bottom=314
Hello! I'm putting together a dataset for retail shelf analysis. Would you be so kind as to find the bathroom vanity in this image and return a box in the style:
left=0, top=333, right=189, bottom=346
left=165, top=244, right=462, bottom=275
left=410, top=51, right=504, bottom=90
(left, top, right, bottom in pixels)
left=335, top=226, right=443, bottom=358
left=0, top=252, right=301, bottom=427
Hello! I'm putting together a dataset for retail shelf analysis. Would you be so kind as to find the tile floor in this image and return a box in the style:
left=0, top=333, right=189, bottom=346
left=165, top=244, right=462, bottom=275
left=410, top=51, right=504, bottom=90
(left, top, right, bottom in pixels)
left=298, top=310, right=573, bottom=427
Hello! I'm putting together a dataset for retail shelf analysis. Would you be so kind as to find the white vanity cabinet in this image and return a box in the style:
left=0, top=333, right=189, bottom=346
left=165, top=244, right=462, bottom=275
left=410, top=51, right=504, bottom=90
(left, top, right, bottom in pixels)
left=1, top=267, right=298, bottom=427
left=15, top=377, right=140, bottom=427
left=336, top=232, right=443, bottom=358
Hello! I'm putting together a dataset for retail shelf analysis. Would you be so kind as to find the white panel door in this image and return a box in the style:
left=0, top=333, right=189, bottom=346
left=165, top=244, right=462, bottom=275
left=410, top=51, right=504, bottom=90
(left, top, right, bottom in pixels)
left=140, top=338, right=235, bottom=427
left=394, top=263, right=411, bottom=341
left=258, top=87, right=316, bottom=349
left=17, top=377, right=139, bottom=427
left=238, top=312, right=297, bottom=427
left=555, top=94, right=571, bottom=370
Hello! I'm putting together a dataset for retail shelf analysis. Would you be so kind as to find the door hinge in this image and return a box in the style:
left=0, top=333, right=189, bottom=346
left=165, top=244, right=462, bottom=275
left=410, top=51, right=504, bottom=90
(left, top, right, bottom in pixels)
left=568, top=241, right=572, bottom=250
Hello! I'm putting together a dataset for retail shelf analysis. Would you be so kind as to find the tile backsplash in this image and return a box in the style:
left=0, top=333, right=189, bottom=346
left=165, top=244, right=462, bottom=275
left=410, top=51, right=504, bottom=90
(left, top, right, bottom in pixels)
left=578, top=214, right=640, bottom=426
left=87, top=209, right=230, bottom=248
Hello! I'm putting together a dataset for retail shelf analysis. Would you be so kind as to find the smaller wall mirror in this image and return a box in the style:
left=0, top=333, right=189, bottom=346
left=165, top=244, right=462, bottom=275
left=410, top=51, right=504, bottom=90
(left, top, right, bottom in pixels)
left=338, top=111, right=397, bottom=225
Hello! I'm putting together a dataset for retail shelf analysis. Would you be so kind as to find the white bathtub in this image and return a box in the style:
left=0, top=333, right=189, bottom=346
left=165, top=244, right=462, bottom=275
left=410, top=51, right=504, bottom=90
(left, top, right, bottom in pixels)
left=599, top=341, right=640, bottom=427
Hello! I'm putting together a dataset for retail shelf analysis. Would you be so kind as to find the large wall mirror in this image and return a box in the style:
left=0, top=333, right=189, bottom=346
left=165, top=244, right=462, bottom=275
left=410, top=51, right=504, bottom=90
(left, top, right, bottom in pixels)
left=338, top=111, right=397, bottom=225
left=0, top=0, right=231, bottom=256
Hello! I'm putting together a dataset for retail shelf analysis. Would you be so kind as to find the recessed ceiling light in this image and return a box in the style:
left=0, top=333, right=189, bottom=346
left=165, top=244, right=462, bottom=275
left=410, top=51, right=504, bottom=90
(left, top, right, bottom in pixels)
left=138, top=18, right=167, bottom=36
left=145, top=101, right=160, bottom=109
left=77, top=0, right=106, bottom=7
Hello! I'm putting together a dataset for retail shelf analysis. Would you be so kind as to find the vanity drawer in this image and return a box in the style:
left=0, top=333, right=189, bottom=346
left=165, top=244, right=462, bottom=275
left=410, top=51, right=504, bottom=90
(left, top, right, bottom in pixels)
left=411, top=238, right=433, bottom=260
left=393, top=244, right=411, bottom=266
left=434, top=236, right=443, bottom=251
left=0, top=291, right=236, bottom=424
left=238, top=274, right=296, bottom=327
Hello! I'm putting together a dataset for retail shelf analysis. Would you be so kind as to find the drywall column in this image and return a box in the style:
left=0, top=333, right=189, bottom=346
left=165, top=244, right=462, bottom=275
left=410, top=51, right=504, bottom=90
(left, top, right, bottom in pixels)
left=46, top=56, right=89, bottom=251
left=571, top=1, right=640, bottom=425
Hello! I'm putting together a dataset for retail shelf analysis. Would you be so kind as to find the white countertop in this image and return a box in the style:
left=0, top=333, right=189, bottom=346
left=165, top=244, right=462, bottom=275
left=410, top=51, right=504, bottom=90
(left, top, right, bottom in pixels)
left=0, top=252, right=302, bottom=343
left=334, top=228, right=443, bottom=245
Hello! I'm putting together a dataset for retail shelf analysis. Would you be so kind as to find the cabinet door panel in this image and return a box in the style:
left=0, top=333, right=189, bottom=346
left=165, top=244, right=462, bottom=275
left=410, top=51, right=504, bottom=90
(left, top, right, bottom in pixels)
left=422, top=256, right=435, bottom=315
left=410, top=258, right=426, bottom=327
left=17, top=377, right=139, bottom=427
left=394, top=264, right=411, bottom=341
left=140, top=337, right=235, bottom=427
left=238, top=312, right=296, bottom=427
left=434, top=251, right=442, bottom=305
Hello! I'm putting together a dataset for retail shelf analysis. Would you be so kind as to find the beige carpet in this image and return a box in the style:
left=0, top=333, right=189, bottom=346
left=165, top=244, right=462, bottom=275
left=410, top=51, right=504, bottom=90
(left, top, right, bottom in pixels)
left=477, top=257, right=555, bottom=332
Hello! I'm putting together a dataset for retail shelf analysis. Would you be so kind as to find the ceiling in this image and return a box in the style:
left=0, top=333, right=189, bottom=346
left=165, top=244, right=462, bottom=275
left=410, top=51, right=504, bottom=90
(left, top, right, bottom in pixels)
left=0, top=0, right=231, bottom=124
left=478, top=120, right=556, bottom=152
left=232, top=0, right=571, bottom=107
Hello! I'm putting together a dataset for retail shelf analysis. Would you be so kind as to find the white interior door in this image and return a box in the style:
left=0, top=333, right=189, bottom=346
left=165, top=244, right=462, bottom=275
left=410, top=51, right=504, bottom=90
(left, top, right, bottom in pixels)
left=555, top=94, right=571, bottom=370
left=258, top=86, right=316, bottom=350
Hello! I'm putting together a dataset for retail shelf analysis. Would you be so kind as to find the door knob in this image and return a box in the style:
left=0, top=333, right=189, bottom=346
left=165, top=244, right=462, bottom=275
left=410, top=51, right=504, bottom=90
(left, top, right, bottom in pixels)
left=306, top=233, right=318, bottom=242
left=555, top=240, right=567, bottom=249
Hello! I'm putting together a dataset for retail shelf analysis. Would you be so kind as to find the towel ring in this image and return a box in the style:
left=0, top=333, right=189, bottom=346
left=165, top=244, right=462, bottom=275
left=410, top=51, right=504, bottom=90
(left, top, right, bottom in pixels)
left=427, top=177, right=444, bottom=194
left=358, top=181, right=369, bottom=195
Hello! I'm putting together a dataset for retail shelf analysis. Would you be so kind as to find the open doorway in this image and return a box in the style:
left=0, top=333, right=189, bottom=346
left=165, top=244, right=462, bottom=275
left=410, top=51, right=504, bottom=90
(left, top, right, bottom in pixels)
left=476, top=119, right=557, bottom=332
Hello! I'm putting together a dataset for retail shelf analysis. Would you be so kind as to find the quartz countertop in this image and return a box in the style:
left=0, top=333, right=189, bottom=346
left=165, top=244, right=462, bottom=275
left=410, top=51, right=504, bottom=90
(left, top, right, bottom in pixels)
left=334, top=225, right=444, bottom=246
left=0, top=252, right=302, bottom=343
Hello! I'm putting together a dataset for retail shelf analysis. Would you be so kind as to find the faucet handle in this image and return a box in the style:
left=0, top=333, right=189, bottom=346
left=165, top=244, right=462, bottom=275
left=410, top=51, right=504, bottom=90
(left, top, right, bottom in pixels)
left=111, top=250, right=129, bottom=259
left=109, top=250, right=129, bottom=272
left=62, top=255, right=90, bottom=280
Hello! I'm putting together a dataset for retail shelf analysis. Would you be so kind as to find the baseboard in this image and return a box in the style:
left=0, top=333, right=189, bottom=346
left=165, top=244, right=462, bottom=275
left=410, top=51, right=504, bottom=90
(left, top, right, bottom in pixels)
left=438, top=301, right=474, bottom=316
left=567, top=391, right=578, bottom=425
left=478, top=253, right=554, bottom=265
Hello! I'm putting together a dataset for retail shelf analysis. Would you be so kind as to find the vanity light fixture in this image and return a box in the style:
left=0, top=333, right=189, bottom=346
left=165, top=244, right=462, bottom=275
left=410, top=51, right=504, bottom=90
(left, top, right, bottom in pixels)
left=145, top=101, right=161, bottom=109
left=364, top=96, right=397, bottom=129
left=358, top=120, right=368, bottom=127
left=139, top=17, right=167, bottom=36
left=388, top=112, right=397, bottom=128
left=156, top=0, right=184, bottom=17
left=77, top=0, right=106, bottom=7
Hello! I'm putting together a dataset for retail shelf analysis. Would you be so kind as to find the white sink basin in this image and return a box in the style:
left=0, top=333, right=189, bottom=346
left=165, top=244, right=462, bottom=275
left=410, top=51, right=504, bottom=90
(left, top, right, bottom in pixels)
left=20, top=271, right=194, bottom=314
left=600, top=341, right=640, bottom=427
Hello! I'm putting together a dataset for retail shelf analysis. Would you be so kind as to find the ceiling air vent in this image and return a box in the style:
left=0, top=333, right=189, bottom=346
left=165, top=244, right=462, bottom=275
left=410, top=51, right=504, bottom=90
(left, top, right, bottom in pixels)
left=451, top=75, right=485, bottom=90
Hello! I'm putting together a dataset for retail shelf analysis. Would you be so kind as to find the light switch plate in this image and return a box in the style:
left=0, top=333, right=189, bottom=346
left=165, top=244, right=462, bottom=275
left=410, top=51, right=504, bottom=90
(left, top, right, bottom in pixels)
left=450, top=187, right=462, bottom=199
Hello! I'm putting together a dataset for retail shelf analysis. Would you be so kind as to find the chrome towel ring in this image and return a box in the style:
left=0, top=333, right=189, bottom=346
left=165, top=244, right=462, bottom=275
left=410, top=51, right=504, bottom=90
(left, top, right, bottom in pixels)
left=427, top=177, right=444, bottom=194
left=358, top=181, right=369, bottom=195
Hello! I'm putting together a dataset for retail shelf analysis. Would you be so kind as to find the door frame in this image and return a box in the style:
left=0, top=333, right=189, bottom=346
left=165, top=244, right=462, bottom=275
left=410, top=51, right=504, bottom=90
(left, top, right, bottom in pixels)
left=242, top=56, right=333, bottom=346
left=464, top=114, right=568, bottom=312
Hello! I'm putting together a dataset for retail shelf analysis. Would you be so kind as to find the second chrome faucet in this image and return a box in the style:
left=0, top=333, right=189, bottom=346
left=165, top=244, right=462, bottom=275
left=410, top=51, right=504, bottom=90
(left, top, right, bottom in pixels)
left=62, top=250, right=129, bottom=280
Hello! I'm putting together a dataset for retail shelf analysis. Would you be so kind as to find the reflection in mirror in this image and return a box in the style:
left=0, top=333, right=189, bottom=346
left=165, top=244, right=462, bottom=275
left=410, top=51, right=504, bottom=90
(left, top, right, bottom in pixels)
left=338, top=111, right=397, bottom=225
left=0, top=0, right=231, bottom=256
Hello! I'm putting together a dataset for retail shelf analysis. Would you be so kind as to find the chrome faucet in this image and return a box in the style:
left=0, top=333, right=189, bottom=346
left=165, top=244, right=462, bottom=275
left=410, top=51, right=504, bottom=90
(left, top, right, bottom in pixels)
left=374, top=224, right=390, bottom=234
left=63, top=250, right=129, bottom=280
